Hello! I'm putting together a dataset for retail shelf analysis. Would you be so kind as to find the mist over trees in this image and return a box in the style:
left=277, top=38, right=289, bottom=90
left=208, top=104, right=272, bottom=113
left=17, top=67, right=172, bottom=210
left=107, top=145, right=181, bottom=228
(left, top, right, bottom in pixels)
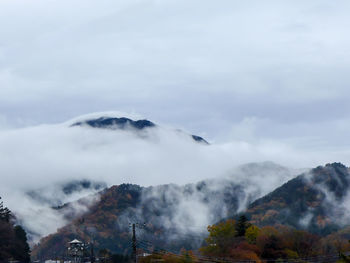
left=0, top=197, right=31, bottom=263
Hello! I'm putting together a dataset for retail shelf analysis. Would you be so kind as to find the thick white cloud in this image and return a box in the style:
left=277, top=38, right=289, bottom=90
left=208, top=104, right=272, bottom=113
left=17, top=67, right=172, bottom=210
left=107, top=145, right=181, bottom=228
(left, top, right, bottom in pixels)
left=0, top=112, right=347, bottom=195
left=0, top=112, right=347, bottom=242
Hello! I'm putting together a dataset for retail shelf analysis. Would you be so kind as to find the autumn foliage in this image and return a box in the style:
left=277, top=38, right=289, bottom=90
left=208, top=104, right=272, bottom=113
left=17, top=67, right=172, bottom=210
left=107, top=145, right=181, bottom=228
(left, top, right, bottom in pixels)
left=200, top=218, right=350, bottom=261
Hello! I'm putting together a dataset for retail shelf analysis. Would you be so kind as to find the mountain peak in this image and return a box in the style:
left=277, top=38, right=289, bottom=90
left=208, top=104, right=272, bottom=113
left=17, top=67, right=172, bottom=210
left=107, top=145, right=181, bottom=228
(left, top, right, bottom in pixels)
left=70, top=115, right=209, bottom=144
left=71, top=116, right=156, bottom=130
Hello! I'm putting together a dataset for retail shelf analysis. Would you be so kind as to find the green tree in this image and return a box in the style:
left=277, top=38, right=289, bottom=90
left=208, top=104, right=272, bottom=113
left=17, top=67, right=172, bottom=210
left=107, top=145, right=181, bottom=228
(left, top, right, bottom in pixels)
left=200, top=219, right=237, bottom=256
left=245, top=225, right=260, bottom=244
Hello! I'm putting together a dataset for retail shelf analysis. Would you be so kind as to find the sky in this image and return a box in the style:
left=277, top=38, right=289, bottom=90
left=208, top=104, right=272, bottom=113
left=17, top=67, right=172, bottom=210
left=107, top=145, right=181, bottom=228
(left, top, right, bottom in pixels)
left=1, top=0, right=350, bottom=164
left=1, top=0, right=350, bottom=242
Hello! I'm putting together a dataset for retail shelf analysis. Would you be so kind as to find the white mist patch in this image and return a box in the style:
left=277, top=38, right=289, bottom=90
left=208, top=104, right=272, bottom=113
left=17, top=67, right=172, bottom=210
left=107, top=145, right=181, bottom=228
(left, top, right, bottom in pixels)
left=337, top=193, right=350, bottom=226
left=7, top=191, right=68, bottom=243
left=227, top=162, right=302, bottom=212
left=301, top=165, right=350, bottom=228
left=321, top=188, right=350, bottom=227
left=299, top=212, right=314, bottom=228
left=5, top=185, right=103, bottom=243
left=140, top=184, right=214, bottom=235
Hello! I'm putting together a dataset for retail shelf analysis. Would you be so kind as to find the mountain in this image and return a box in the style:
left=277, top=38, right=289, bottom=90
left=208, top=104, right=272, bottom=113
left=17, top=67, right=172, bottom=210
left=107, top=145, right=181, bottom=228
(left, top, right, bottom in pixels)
left=32, top=162, right=350, bottom=259
left=32, top=162, right=296, bottom=259
left=71, top=116, right=209, bottom=144
left=31, top=182, right=241, bottom=259
left=71, top=117, right=155, bottom=130
left=245, top=162, right=350, bottom=235
left=6, top=113, right=214, bottom=244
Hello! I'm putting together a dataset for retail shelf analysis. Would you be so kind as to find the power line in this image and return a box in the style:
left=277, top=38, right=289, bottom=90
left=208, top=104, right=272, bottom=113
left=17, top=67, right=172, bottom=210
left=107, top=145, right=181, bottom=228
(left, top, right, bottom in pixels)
left=137, top=239, right=345, bottom=263
left=130, top=222, right=147, bottom=263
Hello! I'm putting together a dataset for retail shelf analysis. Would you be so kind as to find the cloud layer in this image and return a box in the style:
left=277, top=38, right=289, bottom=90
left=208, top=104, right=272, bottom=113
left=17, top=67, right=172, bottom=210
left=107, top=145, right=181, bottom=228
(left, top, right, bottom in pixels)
left=0, top=113, right=301, bottom=241
left=0, top=112, right=347, bottom=243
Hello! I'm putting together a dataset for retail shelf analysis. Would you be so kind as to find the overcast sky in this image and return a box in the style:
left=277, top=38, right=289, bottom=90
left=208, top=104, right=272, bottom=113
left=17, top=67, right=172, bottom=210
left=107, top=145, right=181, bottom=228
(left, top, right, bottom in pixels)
left=2, top=1, right=350, bottom=238
left=1, top=0, right=350, bottom=161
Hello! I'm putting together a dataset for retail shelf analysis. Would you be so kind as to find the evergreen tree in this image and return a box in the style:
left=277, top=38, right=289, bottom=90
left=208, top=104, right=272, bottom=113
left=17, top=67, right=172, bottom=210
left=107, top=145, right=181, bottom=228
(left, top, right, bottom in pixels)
left=13, top=225, right=31, bottom=263
left=0, top=197, right=31, bottom=262
left=0, top=197, right=12, bottom=222
left=235, top=215, right=249, bottom=237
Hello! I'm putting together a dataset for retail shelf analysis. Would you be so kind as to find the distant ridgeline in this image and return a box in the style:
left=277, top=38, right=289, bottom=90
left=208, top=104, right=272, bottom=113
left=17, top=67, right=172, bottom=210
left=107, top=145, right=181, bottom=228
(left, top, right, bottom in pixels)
left=71, top=116, right=209, bottom=144
left=32, top=163, right=350, bottom=260
left=0, top=197, right=31, bottom=263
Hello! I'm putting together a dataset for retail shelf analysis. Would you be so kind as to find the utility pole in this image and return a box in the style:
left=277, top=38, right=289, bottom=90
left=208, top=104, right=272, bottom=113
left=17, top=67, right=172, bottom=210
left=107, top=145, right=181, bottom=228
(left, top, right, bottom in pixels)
left=130, top=222, right=146, bottom=263
left=132, top=224, right=137, bottom=263
left=90, top=241, right=95, bottom=263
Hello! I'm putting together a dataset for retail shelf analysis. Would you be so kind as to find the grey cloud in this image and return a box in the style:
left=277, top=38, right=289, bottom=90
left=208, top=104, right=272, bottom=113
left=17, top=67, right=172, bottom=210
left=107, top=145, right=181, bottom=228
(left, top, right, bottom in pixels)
left=0, top=112, right=307, bottom=242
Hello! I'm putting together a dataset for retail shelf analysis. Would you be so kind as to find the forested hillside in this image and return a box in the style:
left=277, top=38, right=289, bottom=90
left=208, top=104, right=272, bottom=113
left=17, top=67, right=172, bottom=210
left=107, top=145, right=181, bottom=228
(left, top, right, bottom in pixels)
left=246, top=163, right=350, bottom=235
left=32, top=180, right=246, bottom=259
left=31, top=163, right=350, bottom=262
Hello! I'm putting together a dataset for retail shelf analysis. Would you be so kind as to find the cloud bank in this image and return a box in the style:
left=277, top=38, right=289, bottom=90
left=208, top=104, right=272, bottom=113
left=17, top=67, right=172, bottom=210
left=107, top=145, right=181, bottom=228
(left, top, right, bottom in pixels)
left=0, top=112, right=336, bottom=242
left=0, top=112, right=332, bottom=193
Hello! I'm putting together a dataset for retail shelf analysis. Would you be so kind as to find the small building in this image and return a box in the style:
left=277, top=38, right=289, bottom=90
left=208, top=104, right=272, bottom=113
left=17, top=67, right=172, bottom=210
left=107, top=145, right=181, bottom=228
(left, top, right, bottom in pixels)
left=68, top=239, right=85, bottom=263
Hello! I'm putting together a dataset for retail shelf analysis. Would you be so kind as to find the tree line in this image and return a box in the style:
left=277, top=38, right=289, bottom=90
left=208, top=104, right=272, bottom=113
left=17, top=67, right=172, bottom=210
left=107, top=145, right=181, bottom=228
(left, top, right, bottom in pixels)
left=137, top=215, right=350, bottom=263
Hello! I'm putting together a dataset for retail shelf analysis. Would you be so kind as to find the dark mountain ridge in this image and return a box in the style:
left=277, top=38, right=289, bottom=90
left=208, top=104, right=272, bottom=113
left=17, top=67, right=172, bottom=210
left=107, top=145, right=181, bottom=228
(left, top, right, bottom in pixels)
left=72, top=117, right=155, bottom=130
left=71, top=116, right=209, bottom=144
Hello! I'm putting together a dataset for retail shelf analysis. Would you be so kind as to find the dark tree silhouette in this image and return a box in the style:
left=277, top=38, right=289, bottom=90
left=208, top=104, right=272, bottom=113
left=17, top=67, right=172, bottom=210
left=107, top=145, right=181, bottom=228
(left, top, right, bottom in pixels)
left=235, top=215, right=249, bottom=237
left=13, top=225, right=31, bottom=263
left=0, top=197, right=12, bottom=222
left=0, top=196, right=31, bottom=262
